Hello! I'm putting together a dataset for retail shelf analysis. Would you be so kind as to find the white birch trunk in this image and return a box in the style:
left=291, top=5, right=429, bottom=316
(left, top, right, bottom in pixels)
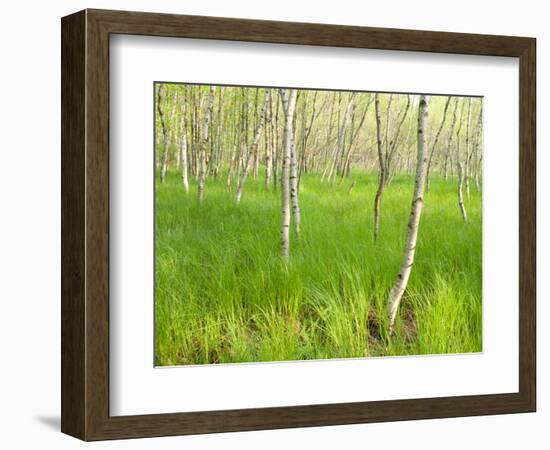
left=197, top=86, right=215, bottom=203
left=280, top=89, right=298, bottom=259
left=160, top=92, right=178, bottom=182
left=156, top=85, right=169, bottom=183
left=373, top=93, right=385, bottom=241
left=338, top=95, right=373, bottom=184
left=464, top=98, right=472, bottom=199
left=289, top=129, right=301, bottom=235
left=473, top=104, right=483, bottom=191
left=384, top=95, right=411, bottom=186
left=180, top=134, right=189, bottom=193
left=178, top=96, right=189, bottom=193
left=387, top=95, right=430, bottom=335
left=235, top=89, right=270, bottom=204
left=455, top=100, right=468, bottom=222
left=443, top=99, right=459, bottom=181
left=426, top=96, right=451, bottom=191
left=265, top=94, right=273, bottom=188
left=328, top=93, right=356, bottom=184
left=457, top=162, right=468, bottom=222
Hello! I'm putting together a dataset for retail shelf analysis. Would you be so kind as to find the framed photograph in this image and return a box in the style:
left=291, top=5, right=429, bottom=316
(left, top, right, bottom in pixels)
left=61, top=9, right=536, bottom=440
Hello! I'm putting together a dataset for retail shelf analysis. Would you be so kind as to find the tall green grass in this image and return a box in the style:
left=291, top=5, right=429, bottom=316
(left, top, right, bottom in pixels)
left=155, top=170, right=482, bottom=365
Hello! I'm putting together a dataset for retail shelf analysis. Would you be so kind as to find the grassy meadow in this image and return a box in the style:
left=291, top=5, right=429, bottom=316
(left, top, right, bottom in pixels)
left=154, top=170, right=482, bottom=366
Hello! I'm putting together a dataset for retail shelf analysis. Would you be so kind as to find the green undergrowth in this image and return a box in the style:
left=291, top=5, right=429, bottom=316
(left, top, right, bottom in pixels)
left=155, top=170, right=482, bottom=365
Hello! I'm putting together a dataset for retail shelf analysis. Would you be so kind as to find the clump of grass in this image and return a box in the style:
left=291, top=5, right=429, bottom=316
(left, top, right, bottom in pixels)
left=155, top=170, right=482, bottom=366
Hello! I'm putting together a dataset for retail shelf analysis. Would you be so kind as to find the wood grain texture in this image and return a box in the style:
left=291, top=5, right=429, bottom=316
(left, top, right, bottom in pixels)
left=518, top=39, right=536, bottom=409
left=61, top=10, right=86, bottom=439
left=61, top=8, right=536, bottom=441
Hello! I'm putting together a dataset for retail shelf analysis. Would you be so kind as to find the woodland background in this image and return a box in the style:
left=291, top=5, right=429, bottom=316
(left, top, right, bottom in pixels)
left=155, top=86, right=483, bottom=365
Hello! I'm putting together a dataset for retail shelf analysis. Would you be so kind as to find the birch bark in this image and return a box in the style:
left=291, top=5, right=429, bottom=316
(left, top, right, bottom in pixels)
left=235, top=89, right=270, bottom=204
left=265, top=93, right=274, bottom=188
left=425, top=96, right=451, bottom=191
left=387, top=95, right=430, bottom=334
left=338, top=95, right=373, bottom=184
left=464, top=98, right=472, bottom=199
left=197, top=86, right=215, bottom=203
left=443, top=99, right=459, bottom=181
left=178, top=93, right=189, bottom=193
left=456, top=100, right=468, bottom=222
left=180, top=134, right=189, bottom=193
left=327, top=93, right=356, bottom=184
left=473, top=104, right=483, bottom=191
left=373, top=93, right=385, bottom=241
left=156, top=84, right=169, bottom=183
left=280, top=89, right=298, bottom=259
left=289, top=120, right=301, bottom=235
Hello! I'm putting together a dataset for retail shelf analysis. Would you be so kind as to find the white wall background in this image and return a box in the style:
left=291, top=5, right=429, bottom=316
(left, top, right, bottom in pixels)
left=0, top=1, right=545, bottom=448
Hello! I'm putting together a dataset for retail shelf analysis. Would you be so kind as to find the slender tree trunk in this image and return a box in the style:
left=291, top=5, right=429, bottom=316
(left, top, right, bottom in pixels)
left=298, top=91, right=320, bottom=188
left=456, top=100, right=468, bottom=221
left=464, top=98, right=472, bottom=199
left=338, top=95, right=372, bottom=185
left=456, top=164, right=468, bottom=222
left=252, top=89, right=261, bottom=179
left=235, top=89, right=271, bottom=204
left=178, top=93, right=189, bottom=193
left=457, top=161, right=468, bottom=221
left=426, top=96, right=451, bottom=191
left=175, top=104, right=182, bottom=169
left=384, top=95, right=410, bottom=187
left=181, top=134, right=189, bottom=193
left=160, top=92, right=178, bottom=181
left=290, top=119, right=301, bottom=235
left=473, top=104, right=483, bottom=191
left=197, top=86, right=215, bottom=203
left=157, top=85, right=169, bottom=183
left=213, top=88, right=224, bottom=178
left=387, top=95, right=430, bottom=334
left=321, top=93, right=338, bottom=182
left=373, top=93, right=386, bottom=241
left=273, top=91, right=280, bottom=190
left=443, top=98, right=459, bottom=181
left=265, top=92, right=274, bottom=188
left=226, top=145, right=237, bottom=189
left=328, top=93, right=356, bottom=184
left=280, top=89, right=298, bottom=259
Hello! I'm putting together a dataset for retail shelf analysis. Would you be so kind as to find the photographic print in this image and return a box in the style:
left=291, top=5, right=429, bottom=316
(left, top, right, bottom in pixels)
left=154, top=84, right=482, bottom=366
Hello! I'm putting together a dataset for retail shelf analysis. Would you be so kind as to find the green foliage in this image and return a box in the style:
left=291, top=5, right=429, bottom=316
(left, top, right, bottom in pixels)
left=155, top=170, right=482, bottom=365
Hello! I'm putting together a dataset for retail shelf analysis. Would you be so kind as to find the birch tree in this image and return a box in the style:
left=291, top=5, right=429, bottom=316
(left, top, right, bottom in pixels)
left=338, top=94, right=373, bottom=184
left=212, top=88, right=224, bottom=178
left=443, top=99, right=459, bottom=180
left=321, top=93, right=340, bottom=182
left=235, top=89, right=270, bottom=204
left=264, top=93, right=274, bottom=187
left=373, top=93, right=385, bottom=241
left=373, top=93, right=410, bottom=240
left=327, top=92, right=357, bottom=184
left=425, top=96, right=451, bottom=191
left=179, top=109, right=189, bottom=193
left=387, top=95, right=430, bottom=334
left=289, top=109, right=301, bottom=235
left=464, top=98, right=472, bottom=199
left=280, top=89, right=298, bottom=259
left=156, top=84, right=169, bottom=183
left=473, top=104, right=483, bottom=191
left=456, top=99, right=468, bottom=222
left=197, top=86, right=215, bottom=203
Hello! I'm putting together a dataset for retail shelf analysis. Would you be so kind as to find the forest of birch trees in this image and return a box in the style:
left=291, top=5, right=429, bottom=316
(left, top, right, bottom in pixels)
left=155, top=83, right=483, bottom=365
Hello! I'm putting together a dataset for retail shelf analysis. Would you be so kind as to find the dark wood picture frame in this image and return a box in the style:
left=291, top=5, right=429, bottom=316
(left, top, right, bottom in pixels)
left=61, top=8, right=536, bottom=441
